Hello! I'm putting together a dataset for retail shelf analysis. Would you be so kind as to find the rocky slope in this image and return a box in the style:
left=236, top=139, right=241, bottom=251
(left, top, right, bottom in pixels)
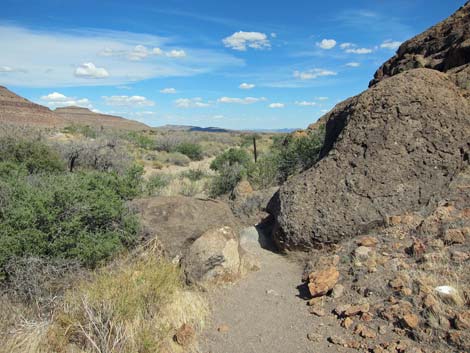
left=370, top=2, right=470, bottom=89
left=0, top=86, right=67, bottom=127
left=270, top=4, right=470, bottom=251
left=55, top=106, right=149, bottom=131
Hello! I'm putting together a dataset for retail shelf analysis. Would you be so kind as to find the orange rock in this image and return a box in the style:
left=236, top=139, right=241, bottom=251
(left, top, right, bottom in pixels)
left=354, top=324, right=376, bottom=338
left=308, top=267, right=340, bottom=298
left=357, top=236, right=378, bottom=247
left=454, top=311, right=470, bottom=330
left=443, top=228, right=466, bottom=244
left=342, top=317, right=354, bottom=329
left=344, top=303, right=370, bottom=317
left=401, top=313, right=419, bottom=329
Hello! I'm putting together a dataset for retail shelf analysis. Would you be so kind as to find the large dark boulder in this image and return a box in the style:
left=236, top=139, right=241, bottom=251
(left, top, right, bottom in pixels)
left=270, top=68, right=470, bottom=250
left=370, top=2, right=470, bottom=88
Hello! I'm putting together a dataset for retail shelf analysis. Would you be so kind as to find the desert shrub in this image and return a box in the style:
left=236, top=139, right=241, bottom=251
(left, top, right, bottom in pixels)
left=59, top=138, right=133, bottom=173
left=126, top=131, right=155, bottom=150
left=0, top=167, right=142, bottom=271
left=210, top=163, right=246, bottom=197
left=63, top=125, right=98, bottom=139
left=0, top=137, right=65, bottom=174
left=240, top=133, right=261, bottom=147
left=181, top=168, right=206, bottom=181
left=154, top=133, right=189, bottom=152
left=247, top=154, right=280, bottom=189
left=210, top=148, right=252, bottom=172
left=165, top=152, right=191, bottom=166
left=145, top=174, right=171, bottom=196
left=175, top=142, right=203, bottom=161
left=46, top=254, right=208, bottom=353
left=272, top=127, right=325, bottom=182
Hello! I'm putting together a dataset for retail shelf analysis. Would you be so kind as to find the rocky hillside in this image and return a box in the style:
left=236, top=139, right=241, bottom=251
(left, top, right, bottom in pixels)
left=270, top=3, right=470, bottom=251
left=55, top=106, right=149, bottom=131
left=0, top=86, right=67, bottom=127
left=370, top=1, right=470, bottom=89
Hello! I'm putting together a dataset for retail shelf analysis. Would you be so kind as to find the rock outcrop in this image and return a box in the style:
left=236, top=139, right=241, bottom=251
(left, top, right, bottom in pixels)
left=270, top=68, right=470, bottom=249
left=132, top=196, right=240, bottom=259
left=370, top=2, right=470, bottom=88
left=269, top=2, right=470, bottom=250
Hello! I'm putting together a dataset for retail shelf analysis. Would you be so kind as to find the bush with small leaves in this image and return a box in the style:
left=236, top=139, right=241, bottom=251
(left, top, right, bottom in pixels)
left=175, top=142, right=203, bottom=161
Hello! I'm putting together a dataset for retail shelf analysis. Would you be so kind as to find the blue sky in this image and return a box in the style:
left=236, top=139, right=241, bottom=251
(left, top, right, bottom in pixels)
left=0, top=0, right=464, bottom=129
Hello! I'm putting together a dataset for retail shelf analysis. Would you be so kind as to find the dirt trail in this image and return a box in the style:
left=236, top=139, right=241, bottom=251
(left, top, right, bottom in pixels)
left=199, top=227, right=351, bottom=353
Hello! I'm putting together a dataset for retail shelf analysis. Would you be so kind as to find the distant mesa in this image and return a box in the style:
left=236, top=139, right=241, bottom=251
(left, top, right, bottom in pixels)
left=0, top=86, right=149, bottom=131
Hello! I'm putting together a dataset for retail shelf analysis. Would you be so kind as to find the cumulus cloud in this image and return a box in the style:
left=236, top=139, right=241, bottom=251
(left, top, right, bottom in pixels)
left=239, top=83, right=255, bottom=90
left=316, top=97, right=329, bottom=100
left=293, top=69, right=337, bottom=80
left=174, top=97, right=210, bottom=108
left=74, top=62, right=109, bottom=79
left=0, top=25, right=242, bottom=87
left=345, top=48, right=373, bottom=54
left=223, top=31, right=271, bottom=51
left=269, top=103, right=284, bottom=108
left=160, top=87, right=177, bottom=94
left=218, top=96, right=266, bottom=104
left=380, top=40, right=402, bottom=50
left=317, top=39, right=337, bottom=50
left=340, top=42, right=354, bottom=49
left=346, top=62, right=360, bottom=67
left=295, top=101, right=317, bottom=106
left=103, top=95, right=155, bottom=107
left=40, top=92, right=92, bottom=108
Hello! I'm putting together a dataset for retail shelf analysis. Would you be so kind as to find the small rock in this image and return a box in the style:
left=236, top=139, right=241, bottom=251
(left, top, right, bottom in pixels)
left=344, top=303, right=370, bottom=317
left=355, top=246, right=372, bottom=260
left=435, top=285, right=463, bottom=306
left=307, top=332, right=321, bottom=342
left=354, top=324, right=376, bottom=338
left=422, top=294, right=438, bottom=310
left=307, top=267, right=340, bottom=298
left=454, top=311, right=470, bottom=330
left=330, top=284, right=345, bottom=298
left=334, top=304, right=351, bottom=317
left=217, top=324, right=230, bottom=333
left=174, top=324, right=195, bottom=346
left=378, top=325, right=387, bottom=335
left=361, top=312, right=374, bottom=322
left=450, top=250, right=470, bottom=262
left=443, top=228, right=466, bottom=245
left=307, top=297, right=323, bottom=306
left=357, top=236, right=378, bottom=247
left=328, top=336, right=347, bottom=346
left=266, top=289, right=279, bottom=296
left=409, top=239, right=426, bottom=257
left=401, top=313, right=419, bottom=329
left=309, top=307, right=326, bottom=317
left=342, top=317, right=354, bottom=329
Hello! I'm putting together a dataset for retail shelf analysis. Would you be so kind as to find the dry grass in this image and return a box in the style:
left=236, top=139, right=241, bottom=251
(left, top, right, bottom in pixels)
left=2, top=247, right=208, bottom=353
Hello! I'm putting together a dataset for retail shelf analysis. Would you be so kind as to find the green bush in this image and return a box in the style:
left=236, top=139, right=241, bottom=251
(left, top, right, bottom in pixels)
left=210, top=163, right=246, bottom=197
left=210, top=148, right=252, bottom=172
left=0, top=165, right=142, bottom=271
left=247, top=154, right=280, bottom=189
left=127, top=132, right=155, bottom=150
left=175, top=142, right=203, bottom=161
left=0, top=137, right=65, bottom=174
left=145, top=174, right=171, bottom=196
left=63, top=125, right=98, bottom=139
left=181, top=169, right=206, bottom=181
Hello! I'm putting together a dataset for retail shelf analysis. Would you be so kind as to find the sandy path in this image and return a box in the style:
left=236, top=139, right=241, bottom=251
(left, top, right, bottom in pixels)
left=199, top=227, right=352, bottom=353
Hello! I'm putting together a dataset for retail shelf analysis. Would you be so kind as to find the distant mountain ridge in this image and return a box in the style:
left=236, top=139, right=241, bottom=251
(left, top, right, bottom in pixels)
left=157, top=124, right=298, bottom=133
left=0, top=86, right=149, bottom=131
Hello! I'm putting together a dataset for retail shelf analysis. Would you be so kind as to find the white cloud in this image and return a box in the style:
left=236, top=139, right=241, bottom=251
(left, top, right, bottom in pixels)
left=0, top=25, right=243, bottom=87
left=316, top=97, right=329, bottom=100
left=160, top=87, right=177, bottom=94
left=345, top=48, right=373, bottom=54
left=239, top=82, right=255, bottom=90
left=40, top=92, right=92, bottom=108
left=269, top=103, right=284, bottom=108
left=380, top=40, right=402, bottom=50
left=295, top=101, right=317, bottom=106
left=103, top=95, right=155, bottom=107
left=293, top=69, right=337, bottom=80
left=346, top=62, right=360, bottom=67
left=340, top=42, right=354, bottom=49
left=74, top=62, right=109, bottom=79
left=218, top=96, right=266, bottom=104
left=223, top=31, right=271, bottom=51
left=270, top=33, right=277, bottom=38
left=175, top=97, right=210, bottom=108
left=0, top=66, right=14, bottom=72
left=167, top=49, right=186, bottom=58
left=317, top=39, right=336, bottom=50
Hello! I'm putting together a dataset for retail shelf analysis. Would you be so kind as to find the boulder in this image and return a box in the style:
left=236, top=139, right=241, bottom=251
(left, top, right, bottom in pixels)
left=307, top=266, right=339, bottom=297
left=131, top=196, right=239, bottom=259
left=369, top=2, right=470, bottom=88
left=183, top=226, right=241, bottom=285
left=269, top=68, right=470, bottom=250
